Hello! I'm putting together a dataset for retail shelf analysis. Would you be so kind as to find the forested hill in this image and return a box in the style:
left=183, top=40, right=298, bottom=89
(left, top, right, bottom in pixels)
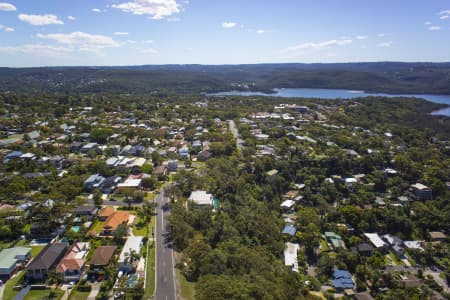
left=1, top=62, right=450, bottom=95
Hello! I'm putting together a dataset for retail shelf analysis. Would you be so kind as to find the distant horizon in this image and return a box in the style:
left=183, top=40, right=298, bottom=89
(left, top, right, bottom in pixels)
left=1, top=1, right=450, bottom=67
left=2, top=60, right=450, bottom=69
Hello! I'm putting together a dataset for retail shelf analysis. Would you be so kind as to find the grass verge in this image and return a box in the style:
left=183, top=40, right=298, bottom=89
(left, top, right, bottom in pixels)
left=2, top=271, right=25, bottom=300
left=142, top=214, right=156, bottom=300
left=177, top=269, right=195, bottom=300
left=23, top=288, right=64, bottom=300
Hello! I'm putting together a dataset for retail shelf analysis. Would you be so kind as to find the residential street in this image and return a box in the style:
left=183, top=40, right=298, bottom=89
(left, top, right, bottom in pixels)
left=228, top=120, right=245, bottom=154
left=154, top=189, right=177, bottom=300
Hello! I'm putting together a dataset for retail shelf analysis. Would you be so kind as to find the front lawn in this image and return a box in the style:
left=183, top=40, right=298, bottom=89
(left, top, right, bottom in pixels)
left=3, top=271, right=25, bottom=300
left=30, top=245, right=46, bottom=258
left=133, top=215, right=149, bottom=236
left=68, top=289, right=90, bottom=300
left=23, top=288, right=64, bottom=300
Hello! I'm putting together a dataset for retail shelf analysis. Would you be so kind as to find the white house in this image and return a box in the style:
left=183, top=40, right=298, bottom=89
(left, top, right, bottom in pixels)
left=119, top=236, right=144, bottom=273
left=280, top=200, right=296, bottom=212
left=188, top=190, right=213, bottom=206
left=284, top=242, right=299, bottom=272
left=364, top=233, right=387, bottom=250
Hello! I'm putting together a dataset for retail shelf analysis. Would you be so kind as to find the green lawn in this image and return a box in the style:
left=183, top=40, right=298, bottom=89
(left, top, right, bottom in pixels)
left=177, top=269, right=195, bottom=300
left=319, top=240, right=329, bottom=252
left=31, top=245, right=46, bottom=258
left=387, top=251, right=404, bottom=266
left=23, top=288, right=64, bottom=300
left=3, top=271, right=25, bottom=300
left=133, top=215, right=149, bottom=236
left=68, top=289, right=90, bottom=300
left=90, top=220, right=104, bottom=234
left=143, top=244, right=156, bottom=299
left=143, top=215, right=156, bottom=300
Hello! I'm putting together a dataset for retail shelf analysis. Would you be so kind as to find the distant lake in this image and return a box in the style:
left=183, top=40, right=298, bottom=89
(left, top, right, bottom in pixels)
left=207, top=88, right=450, bottom=116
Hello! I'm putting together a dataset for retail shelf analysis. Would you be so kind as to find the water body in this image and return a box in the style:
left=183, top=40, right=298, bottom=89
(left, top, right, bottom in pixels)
left=208, top=88, right=450, bottom=116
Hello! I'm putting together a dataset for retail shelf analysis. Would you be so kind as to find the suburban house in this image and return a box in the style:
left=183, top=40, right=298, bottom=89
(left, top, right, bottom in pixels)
left=332, top=269, right=355, bottom=290
left=90, top=246, right=117, bottom=271
left=411, top=183, right=432, bottom=201
left=102, top=211, right=131, bottom=235
left=84, top=174, right=105, bottom=192
left=429, top=231, right=446, bottom=243
left=282, top=224, right=297, bottom=236
left=118, top=236, right=143, bottom=273
left=26, top=242, right=68, bottom=281
left=56, top=242, right=90, bottom=282
left=116, top=178, right=142, bottom=192
left=325, top=232, right=346, bottom=249
left=152, top=165, right=167, bottom=177
left=364, top=233, right=388, bottom=252
left=81, top=142, right=98, bottom=153
left=284, top=242, right=299, bottom=272
left=73, top=206, right=98, bottom=221
left=382, top=234, right=404, bottom=256
left=0, top=247, right=31, bottom=279
left=188, top=190, right=214, bottom=207
left=101, top=175, right=122, bottom=194
left=98, top=206, right=116, bottom=221
left=168, top=159, right=178, bottom=172
left=280, top=199, right=296, bottom=212
left=351, top=243, right=374, bottom=256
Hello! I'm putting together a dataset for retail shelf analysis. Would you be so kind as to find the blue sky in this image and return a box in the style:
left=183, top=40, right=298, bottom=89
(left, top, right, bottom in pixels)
left=0, top=0, right=449, bottom=67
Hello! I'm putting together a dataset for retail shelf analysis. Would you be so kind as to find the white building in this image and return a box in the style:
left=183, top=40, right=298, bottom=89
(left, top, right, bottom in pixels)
left=188, top=190, right=213, bottom=206
left=364, top=233, right=387, bottom=250
left=284, top=242, right=299, bottom=272
left=119, top=236, right=144, bottom=273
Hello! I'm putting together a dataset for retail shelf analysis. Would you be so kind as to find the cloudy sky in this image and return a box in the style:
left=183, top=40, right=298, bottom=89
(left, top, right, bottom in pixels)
left=0, top=0, right=449, bottom=67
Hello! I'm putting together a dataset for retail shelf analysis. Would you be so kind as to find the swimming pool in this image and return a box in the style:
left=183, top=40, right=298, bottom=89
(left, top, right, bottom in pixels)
left=72, top=226, right=80, bottom=233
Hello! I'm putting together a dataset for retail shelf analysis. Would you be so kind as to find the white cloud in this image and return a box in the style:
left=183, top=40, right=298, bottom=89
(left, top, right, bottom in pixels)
left=355, top=35, right=368, bottom=40
left=424, top=21, right=431, bottom=25
left=438, top=10, right=450, bottom=15
left=222, top=22, right=237, bottom=28
left=143, top=39, right=154, bottom=43
left=91, top=8, right=102, bottom=13
left=67, top=16, right=76, bottom=20
left=377, top=33, right=385, bottom=37
left=4, top=27, right=14, bottom=32
left=256, top=29, right=265, bottom=34
left=0, top=44, right=73, bottom=58
left=428, top=26, right=441, bottom=31
left=0, top=2, right=16, bottom=11
left=376, top=41, right=392, bottom=47
left=282, top=38, right=353, bottom=53
left=37, top=31, right=119, bottom=52
left=114, top=31, right=129, bottom=35
left=139, top=47, right=158, bottom=54
left=440, top=15, right=449, bottom=20
left=112, top=0, right=180, bottom=20
left=18, top=14, right=64, bottom=26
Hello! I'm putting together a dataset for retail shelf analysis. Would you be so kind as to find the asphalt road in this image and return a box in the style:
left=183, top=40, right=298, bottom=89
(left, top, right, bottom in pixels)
left=154, top=189, right=177, bottom=300
left=228, top=120, right=245, bottom=153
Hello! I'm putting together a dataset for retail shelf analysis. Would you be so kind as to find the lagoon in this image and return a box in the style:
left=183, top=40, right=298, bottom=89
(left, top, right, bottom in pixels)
left=208, top=88, right=450, bottom=116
